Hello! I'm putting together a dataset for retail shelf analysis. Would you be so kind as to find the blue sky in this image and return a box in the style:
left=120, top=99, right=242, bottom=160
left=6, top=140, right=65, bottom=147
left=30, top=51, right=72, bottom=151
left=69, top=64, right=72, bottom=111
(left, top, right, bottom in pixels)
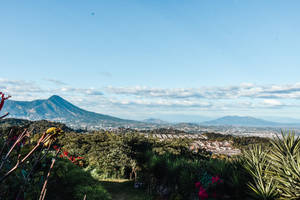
left=1, top=0, right=300, bottom=122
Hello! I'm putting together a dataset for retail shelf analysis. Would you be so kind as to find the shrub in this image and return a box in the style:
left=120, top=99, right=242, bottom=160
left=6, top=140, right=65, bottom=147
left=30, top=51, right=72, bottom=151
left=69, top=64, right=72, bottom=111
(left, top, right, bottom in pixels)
left=47, top=159, right=111, bottom=200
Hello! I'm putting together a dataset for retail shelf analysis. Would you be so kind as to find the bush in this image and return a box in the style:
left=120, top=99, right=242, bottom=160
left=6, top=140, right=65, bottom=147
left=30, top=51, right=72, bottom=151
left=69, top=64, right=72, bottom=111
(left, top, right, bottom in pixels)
left=47, top=159, right=111, bottom=200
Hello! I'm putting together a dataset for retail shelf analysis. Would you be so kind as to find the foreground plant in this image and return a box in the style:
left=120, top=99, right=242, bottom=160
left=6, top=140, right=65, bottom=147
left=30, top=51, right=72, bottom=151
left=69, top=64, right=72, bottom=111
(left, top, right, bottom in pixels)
left=268, top=131, right=300, bottom=199
left=243, top=145, right=278, bottom=200
left=243, top=131, right=300, bottom=200
left=0, top=92, right=63, bottom=199
left=0, top=127, right=64, bottom=183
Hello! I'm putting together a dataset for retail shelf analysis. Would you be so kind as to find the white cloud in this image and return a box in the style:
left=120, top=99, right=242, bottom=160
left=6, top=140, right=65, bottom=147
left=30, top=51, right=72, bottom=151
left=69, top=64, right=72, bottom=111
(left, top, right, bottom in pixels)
left=0, top=79, right=103, bottom=102
left=106, top=83, right=300, bottom=99
left=263, top=99, right=283, bottom=107
left=2, top=78, right=300, bottom=119
left=109, top=98, right=212, bottom=108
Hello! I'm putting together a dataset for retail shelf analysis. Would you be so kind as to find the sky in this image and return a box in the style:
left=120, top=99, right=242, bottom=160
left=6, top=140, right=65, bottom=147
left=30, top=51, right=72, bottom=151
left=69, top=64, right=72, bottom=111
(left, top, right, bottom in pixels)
left=1, top=0, right=300, bottom=122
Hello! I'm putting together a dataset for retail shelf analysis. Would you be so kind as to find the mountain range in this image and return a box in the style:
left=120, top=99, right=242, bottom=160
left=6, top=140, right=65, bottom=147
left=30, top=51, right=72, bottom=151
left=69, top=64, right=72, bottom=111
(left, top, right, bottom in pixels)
left=1, top=95, right=299, bottom=129
left=202, top=116, right=279, bottom=126
left=2, top=95, right=146, bottom=129
left=142, top=118, right=169, bottom=125
left=202, top=116, right=300, bottom=127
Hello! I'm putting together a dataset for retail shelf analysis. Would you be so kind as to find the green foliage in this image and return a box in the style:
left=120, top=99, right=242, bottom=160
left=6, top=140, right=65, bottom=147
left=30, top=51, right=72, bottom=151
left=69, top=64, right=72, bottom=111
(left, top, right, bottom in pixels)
left=200, top=157, right=250, bottom=199
left=0, top=141, right=111, bottom=200
left=6, top=117, right=299, bottom=200
left=268, top=131, right=300, bottom=199
left=59, top=131, right=134, bottom=179
left=47, top=159, right=111, bottom=200
left=57, top=129, right=258, bottom=199
left=0, top=127, right=111, bottom=200
left=57, top=130, right=212, bottom=199
left=143, top=152, right=204, bottom=199
left=243, top=131, right=300, bottom=200
left=58, top=131, right=208, bottom=181
left=100, top=180, right=153, bottom=200
left=243, top=145, right=278, bottom=200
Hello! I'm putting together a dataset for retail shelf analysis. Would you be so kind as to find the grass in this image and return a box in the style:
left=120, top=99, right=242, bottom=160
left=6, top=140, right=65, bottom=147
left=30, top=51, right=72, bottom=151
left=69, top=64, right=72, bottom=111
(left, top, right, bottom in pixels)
left=100, top=179, right=153, bottom=200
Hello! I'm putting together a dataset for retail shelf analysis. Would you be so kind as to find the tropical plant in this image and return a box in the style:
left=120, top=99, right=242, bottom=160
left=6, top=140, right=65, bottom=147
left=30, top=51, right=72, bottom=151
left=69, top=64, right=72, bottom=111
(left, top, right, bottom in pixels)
left=243, top=145, right=278, bottom=200
left=243, top=131, right=300, bottom=200
left=267, top=131, right=300, bottom=199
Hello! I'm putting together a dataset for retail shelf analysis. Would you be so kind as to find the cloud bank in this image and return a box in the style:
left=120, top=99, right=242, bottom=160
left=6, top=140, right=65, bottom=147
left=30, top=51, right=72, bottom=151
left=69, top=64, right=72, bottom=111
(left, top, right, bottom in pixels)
left=1, top=78, right=300, bottom=119
left=106, top=83, right=300, bottom=99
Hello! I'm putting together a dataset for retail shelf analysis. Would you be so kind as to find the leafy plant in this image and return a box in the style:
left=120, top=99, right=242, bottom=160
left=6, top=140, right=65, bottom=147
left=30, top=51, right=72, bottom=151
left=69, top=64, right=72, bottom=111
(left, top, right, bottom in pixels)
left=243, top=145, right=278, bottom=200
left=243, top=132, right=300, bottom=199
left=267, top=131, right=300, bottom=199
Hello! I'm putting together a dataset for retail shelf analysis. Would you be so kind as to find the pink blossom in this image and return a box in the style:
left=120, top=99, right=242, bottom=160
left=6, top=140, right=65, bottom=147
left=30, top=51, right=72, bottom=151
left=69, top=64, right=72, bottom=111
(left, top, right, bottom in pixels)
left=211, top=175, right=220, bottom=184
left=198, top=186, right=208, bottom=200
left=195, top=182, right=201, bottom=188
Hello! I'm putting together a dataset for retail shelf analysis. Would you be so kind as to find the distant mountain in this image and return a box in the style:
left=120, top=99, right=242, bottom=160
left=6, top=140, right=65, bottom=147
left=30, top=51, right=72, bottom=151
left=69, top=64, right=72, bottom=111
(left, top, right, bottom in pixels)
left=142, top=118, right=169, bottom=124
left=2, top=95, right=146, bottom=129
left=3, top=96, right=300, bottom=129
left=202, top=116, right=282, bottom=127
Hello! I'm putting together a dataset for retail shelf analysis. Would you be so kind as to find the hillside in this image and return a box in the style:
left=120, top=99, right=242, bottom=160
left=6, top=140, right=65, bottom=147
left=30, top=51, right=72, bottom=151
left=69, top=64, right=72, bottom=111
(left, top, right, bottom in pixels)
left=2, top=95, right=145, bottom=129
left=202, top=116, right=282, bottom=127
left=142, top=118, right=169, bottom=124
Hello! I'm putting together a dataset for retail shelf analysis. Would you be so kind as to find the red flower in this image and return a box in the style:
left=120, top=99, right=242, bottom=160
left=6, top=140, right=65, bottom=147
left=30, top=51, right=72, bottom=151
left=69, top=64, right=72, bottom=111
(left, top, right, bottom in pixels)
left=198, top=186, right=208, bottom=200
left=0, top=93, right=11, bottom=119
left=195, top=182, right=201, bottom=188
left=211, top=176, right=220, bottom=184
left=58, top=147, right=84, bottom=165
left=63, top=151, right=69, bottom=157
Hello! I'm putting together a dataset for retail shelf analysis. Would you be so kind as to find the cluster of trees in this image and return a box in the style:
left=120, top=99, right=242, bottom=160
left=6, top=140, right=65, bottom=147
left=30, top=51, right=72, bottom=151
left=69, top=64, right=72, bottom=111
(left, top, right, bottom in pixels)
left=56, top=130, right=256, bottom=199
left=56, top=130, right=257, bottom=199
left=57, top=131, right=207, bottom=179
left=1, top=122, right=299, bottom=200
